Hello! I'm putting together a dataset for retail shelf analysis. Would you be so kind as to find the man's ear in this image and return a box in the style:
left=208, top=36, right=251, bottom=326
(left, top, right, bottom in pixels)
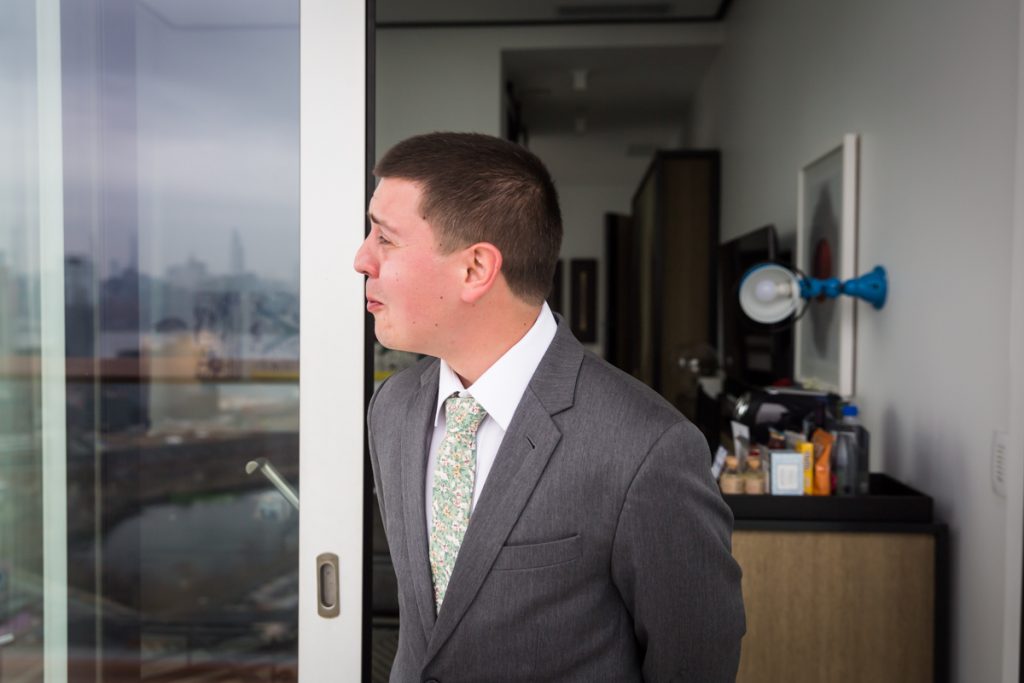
left=459, top=242, right=502, bottom=303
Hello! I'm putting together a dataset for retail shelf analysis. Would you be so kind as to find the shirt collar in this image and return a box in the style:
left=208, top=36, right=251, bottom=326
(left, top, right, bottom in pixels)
left=434, top=302, right=558, bottom=431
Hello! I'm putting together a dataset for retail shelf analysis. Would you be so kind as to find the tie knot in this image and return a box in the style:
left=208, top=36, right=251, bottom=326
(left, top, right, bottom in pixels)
left=444, top=395, right=487, bottom=435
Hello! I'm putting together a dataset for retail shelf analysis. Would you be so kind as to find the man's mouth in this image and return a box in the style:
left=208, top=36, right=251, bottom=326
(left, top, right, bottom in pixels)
left=366, top=296, right=383, bottom=312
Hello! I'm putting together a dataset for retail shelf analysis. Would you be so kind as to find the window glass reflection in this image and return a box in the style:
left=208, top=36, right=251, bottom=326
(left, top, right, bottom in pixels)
left=2, top=0, right=300, bottom=680
left=0, top=0, right=46, bottom=679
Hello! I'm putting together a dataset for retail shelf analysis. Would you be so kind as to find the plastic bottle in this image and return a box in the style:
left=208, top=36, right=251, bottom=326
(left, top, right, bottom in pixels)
left=835, top=404, right=869, bottom=495
left=841, top=404, right=860, bottom=426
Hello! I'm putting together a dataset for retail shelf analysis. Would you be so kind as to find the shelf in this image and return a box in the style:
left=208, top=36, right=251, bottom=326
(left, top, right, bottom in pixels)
left=723, top=473, right=933, bottom=523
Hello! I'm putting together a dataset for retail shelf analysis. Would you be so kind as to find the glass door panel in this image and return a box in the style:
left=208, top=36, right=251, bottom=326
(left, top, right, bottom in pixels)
left=1, top=0, right=366, bottom=678
left=1, top=2, right=62, bottom=680
left=64, top=2, right=302, bottom=679
left=0, top=0, right=340, bottom=680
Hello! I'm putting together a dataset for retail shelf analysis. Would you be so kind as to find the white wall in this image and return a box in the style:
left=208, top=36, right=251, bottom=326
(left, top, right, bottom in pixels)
left=692, top=1, right=1021, bottom=680
left=528, top=128, right=683, bottom=352
left=377, top=25, right=718, bottom=354
left=1002, top=3, right=1024, bottom=680
left=376, top=23, right=721, bottom=152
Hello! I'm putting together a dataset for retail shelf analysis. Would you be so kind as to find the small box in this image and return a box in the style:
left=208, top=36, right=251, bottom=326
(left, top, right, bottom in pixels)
left=770, top=451, right=805, bottom=496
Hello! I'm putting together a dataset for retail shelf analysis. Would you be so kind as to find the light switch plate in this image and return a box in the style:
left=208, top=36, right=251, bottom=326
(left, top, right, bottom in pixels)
left=992, top=430, right=1008, bottom=498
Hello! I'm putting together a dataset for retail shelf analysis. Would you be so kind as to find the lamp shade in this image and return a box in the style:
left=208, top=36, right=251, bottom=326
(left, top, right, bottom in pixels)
left=738, top=263, right=801, bottom=324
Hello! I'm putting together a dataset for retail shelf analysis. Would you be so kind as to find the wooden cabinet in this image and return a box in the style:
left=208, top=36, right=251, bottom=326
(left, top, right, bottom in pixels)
left=629, top=151, right=719, bottom=419
left=732, top=522, right=948, bottom=683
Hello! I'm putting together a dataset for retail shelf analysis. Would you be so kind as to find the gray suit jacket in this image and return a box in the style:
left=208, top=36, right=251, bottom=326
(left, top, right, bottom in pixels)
left=368, top=318, right=745, bottom=682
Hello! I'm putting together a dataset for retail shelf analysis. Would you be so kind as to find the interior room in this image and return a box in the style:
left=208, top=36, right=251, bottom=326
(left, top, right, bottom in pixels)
left=372, top=0, right=1024, bottom=681
left=1, top=0, right=1021, bottom=680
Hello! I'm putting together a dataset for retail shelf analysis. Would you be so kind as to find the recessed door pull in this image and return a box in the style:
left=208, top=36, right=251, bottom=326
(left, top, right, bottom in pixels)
left=317, top=552, right=340, bottom=618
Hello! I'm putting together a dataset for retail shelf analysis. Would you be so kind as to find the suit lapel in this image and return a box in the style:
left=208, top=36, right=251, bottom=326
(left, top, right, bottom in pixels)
left=424, top=319, right=584, bottom=664
left=401, top=359, right=441, bottom=638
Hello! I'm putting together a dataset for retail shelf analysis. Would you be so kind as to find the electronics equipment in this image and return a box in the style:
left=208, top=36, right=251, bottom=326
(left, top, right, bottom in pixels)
left=718, top=225, right=792, bottom=388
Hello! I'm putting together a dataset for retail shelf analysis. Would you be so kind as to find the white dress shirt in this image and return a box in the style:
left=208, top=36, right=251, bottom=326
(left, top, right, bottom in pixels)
left=426, top=303, right=558, bottom=529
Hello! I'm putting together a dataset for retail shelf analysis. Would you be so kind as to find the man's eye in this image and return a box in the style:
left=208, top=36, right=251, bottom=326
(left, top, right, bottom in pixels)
left=377, top=234, right=392, bottom=245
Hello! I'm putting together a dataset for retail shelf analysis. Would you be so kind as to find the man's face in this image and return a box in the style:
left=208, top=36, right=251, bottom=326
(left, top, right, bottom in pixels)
left=354, top=177, right=462, bottom=356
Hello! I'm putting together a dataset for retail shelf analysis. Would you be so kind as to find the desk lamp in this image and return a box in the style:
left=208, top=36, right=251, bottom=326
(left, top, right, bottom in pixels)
left=738, top=263, right=888, bottom=324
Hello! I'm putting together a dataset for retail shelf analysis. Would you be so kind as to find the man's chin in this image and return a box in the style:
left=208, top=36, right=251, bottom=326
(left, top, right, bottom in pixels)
left=372, top=322, right=406, bottom=353
left=372, top=316, right=436, bottom=355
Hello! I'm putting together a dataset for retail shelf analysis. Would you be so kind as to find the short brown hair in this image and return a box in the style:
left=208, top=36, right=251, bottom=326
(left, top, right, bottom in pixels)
left=374, top=132, right=562, bottom=304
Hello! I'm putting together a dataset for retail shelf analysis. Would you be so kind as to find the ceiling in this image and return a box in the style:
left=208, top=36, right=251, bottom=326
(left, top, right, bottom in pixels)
left=378, top=0, right=728, bottom=25
left=139, top=0, right=726, bottom=145
left=141, top=0, right=729, bottom=29
left=504, top=45, right=719, bottom=135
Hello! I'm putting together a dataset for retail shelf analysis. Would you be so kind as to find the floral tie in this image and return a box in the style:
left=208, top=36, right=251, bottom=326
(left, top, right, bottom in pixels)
left=429, top=394, right=487, bottom=611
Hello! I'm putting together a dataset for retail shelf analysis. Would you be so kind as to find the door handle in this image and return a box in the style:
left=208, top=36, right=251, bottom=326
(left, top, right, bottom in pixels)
left=245, top=458, right=299, bottom=510
left=0, top=633, right=14, bottom=647
left=316, top=553, right=340, bottom=618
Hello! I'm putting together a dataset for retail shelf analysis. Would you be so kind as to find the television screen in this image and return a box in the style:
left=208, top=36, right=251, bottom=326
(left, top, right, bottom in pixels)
left=719, top=225, right=793, bottom=388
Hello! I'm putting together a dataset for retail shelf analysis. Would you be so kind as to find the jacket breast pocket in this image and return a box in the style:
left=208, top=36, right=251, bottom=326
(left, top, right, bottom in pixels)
left=492, top=534, right=581, bottom=571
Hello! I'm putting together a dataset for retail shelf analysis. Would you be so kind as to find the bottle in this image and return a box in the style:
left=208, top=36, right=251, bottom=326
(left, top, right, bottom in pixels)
left=719, top=455, right=743, bottom=495
left=746, top=447, right=761, bottom=472
left=744, top=449, right=767, bottom=495
left=841, top=404, right=860, bottom=426
left=835, top=404, right=870, bottom=495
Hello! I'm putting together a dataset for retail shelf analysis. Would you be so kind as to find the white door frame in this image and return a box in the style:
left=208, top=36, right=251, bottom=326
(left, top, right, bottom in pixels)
left=299, top=0, right=368, bottom=679
left=1001, top=0, right=1024, bottom=680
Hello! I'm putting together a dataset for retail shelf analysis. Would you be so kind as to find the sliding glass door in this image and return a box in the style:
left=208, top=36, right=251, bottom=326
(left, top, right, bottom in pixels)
left=0, top=0, right=366, bottom=680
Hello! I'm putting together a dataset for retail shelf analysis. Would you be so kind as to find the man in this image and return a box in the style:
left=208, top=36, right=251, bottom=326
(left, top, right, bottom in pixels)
left=355, top=132, right=745, bottom=682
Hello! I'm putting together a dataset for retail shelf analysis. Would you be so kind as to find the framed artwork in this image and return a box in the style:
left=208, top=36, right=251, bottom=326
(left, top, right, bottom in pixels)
left=570, top=259, right=597, bottom=343
left=795, top=134, right=859, bottom=396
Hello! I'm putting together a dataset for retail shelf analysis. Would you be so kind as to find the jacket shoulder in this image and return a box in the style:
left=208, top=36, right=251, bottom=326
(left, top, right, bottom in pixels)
left=576, top=352, right=683, bottom=426
left=565, top=351, right=710, bottom=465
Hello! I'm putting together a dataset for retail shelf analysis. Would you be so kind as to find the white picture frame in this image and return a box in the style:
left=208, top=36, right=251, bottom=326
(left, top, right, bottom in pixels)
left=794, top=134, right=859, bottom=397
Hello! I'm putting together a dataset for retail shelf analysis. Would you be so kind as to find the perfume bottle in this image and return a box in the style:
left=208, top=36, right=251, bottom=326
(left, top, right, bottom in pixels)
left=744, top=449, right=767, bottom=495
left=719, top=454, right=743, bottom=494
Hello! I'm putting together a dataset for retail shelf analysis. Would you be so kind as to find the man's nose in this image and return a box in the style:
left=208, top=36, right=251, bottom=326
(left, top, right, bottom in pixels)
left=353, top=236, right=377, bottom=277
